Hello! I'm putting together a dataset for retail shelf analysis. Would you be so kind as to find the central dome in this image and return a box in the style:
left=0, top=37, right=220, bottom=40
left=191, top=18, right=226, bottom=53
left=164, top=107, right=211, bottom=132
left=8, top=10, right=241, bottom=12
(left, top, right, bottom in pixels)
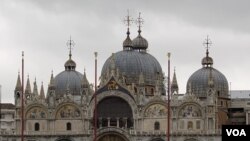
left=101, top=50, right=162, bottom=86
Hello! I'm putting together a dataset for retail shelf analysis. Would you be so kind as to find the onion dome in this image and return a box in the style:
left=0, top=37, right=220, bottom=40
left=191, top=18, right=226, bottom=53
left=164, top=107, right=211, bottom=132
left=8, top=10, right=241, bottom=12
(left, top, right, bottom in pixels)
left=132, top=12, right=148, bottom=50
left=132, top=32, right=148, bottom=50
left=186, top=37, right=229, bottom=99
left=123, top=29, right=133, bottom=49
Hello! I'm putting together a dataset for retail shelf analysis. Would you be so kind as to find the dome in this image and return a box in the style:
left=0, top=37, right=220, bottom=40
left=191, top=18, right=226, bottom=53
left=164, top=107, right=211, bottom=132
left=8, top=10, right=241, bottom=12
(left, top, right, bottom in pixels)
left=101, top=50, right=162, bottom=86
left=123, top=31, right=132, bottom=48
left=54, top=70, right=83, bottom=97
left=64, top=59, right=76, bottom=71
left=202, top=56, right=213, bottom=66
left=132, top=34, right=148, bottom=50
left=186, top=67, right=229, bottom=98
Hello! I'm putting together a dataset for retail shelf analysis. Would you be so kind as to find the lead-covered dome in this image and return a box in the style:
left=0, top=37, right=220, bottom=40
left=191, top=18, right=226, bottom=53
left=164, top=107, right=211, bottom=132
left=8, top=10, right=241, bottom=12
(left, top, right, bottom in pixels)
left=187, top=67, right=228, bottom=98
left=101, top=50, right=162, bottom=86
left=186, top=46, right=229, bottom=99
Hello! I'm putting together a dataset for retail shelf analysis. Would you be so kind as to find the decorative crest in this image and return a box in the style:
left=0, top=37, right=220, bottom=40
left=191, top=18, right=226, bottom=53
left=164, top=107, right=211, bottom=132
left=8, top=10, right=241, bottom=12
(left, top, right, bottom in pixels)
left=135, top=12, right=144, bottom=34
left=66, top=36, right=75, bottom=59
left=203, top=35, right=212, bottom=57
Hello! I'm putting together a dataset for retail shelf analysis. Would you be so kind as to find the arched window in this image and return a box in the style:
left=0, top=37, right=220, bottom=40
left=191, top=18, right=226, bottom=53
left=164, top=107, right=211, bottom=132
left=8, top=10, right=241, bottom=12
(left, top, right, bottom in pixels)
left=154, top=121, right=160, bottom=130
left=66, top=122, right=72, bottom=131
left=34, top=123, right=40, bottom=131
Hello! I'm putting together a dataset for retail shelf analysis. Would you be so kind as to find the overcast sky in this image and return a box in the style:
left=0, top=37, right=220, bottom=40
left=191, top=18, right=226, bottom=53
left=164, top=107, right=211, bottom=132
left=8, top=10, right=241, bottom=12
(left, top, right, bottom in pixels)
left=0, top=0, right=250, bottom=103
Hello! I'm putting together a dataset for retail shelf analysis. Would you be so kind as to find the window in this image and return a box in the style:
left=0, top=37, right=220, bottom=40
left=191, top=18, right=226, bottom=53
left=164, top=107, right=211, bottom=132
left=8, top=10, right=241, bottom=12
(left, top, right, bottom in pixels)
left=34, top=123, right=40, bottom=131
left=67, top=122, right=72, bottom=131
left=1, top=114, right=5, bottom=119
left=154, top=121, right=160, bottom=130
left=221, top=101, right=223, bottom=106
left=196, top=120, right=200, bottom=129
left=187, top=121, right=193, bottom=129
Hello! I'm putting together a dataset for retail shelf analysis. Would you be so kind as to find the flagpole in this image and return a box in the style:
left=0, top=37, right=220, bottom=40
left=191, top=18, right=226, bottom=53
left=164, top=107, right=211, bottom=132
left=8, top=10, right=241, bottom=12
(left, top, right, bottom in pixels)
left=167, top=52, right=171, bottom=141
left=21, top=51, right=24, bottom=141
left=94, top=52, right=98, bottom=141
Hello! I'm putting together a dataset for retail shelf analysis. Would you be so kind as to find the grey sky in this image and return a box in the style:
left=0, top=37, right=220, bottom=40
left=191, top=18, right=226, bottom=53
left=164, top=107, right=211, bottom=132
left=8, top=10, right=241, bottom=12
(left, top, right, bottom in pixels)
left=0, top=0, right=250, bottom=103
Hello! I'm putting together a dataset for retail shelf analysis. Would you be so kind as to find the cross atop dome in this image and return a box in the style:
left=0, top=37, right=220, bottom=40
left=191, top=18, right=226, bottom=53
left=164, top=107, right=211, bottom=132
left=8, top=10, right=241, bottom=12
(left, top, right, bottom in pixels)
left=66, top=36, right=75, bottom=59
left=124, top=10, right=133, bottom=30
left=203, top=35, right=212, bottom=57
left=135, top=12, right=144, bottom=34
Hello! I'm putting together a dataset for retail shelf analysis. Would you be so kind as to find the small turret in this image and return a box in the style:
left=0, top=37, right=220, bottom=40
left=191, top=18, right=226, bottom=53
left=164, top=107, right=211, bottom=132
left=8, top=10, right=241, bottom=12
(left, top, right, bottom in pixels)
left=33, top=78, right=38, bottom=96
left=40, top=82, right=45, bottom=100
left=81, top=69, right=89, bottom=88
left=171, top=68, right=179, bottom=94
left=25, top=75, right=31, bottom=94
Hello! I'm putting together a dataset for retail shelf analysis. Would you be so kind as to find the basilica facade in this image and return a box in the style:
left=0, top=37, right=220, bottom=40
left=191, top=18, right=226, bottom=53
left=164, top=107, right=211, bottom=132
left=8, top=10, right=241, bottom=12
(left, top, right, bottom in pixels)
left=1, top=15, right=230, bottom=141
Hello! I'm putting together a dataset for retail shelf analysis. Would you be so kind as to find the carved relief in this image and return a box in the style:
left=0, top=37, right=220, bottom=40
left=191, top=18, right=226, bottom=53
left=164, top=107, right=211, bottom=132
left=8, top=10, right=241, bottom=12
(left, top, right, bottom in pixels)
left=26, top=107, right=47, bottom=119
left=144, top=104, right=167, bottom=117
left=56, top=105, right=81, bottom=119
left=108, top=80, right=118, bottom=90
left=179, top=105, right=201, bottom=118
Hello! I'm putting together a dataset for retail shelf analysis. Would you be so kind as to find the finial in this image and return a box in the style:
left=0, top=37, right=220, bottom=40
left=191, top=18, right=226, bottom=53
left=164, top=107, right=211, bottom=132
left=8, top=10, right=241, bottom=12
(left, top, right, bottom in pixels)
left=66, top=36, right=75, bottom=59
left=41, top=81, right=43, bottom=85
left=174, top=66, right=176, bottom=72
left=84, top=67, right=86, bottom=73
left=203, top=35, right=212, bottom=57
left=22, top=51, right=24, bottom=59
left=136, top=12, right=144, bottom=35
left=94, top=52, right=98, bottom=59
left=124, top=9, right=133, bottom=36
left=167, top=52, right=171, bottom=60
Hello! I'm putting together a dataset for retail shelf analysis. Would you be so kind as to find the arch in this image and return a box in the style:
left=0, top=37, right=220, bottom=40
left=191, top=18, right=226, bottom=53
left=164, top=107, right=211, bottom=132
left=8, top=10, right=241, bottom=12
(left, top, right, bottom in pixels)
left=97, top=96, right=133, bottom=128
left=25, top=105, right=48, bottom=119
left=89, top=90, right=137, bottom=118
left=34, top=122, right=40, bottom=131
left=178, top=103, right=202, bottom=118
left=66, top=122, right=72, bottom=131
left=154, top=121, right=160, bottom=130
left=55, top=138, right=73, bottom=141
left=184, top=138, right=199, bottom=141
left=54, top=103, right=81, bottom=119
left=97, top=132, right=129, bottom=141
left=144, top=103, right=167, bottom=118
left=150, top=138, right=164, bottom=141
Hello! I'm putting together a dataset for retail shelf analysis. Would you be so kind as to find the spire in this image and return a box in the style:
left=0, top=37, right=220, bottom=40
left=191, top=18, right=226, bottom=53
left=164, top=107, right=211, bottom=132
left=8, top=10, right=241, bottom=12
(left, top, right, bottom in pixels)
left=40, top=82, right=45, bottom=100
left=25, top=75, right=31, bottom=94
left=15, top=71, right=22, bottom=91
left=33, top=78, right=38, bottom=95
left=171, top=67, right=179, bottom=94
left=65, top=37, right=76, bottom=70
left=123, top=10, right=133, bottom=49
left=81, top=68, right=89, bottom=88
left=202, top=35, right=213, bottom=67
left=49, top=70, right=55, bottom=86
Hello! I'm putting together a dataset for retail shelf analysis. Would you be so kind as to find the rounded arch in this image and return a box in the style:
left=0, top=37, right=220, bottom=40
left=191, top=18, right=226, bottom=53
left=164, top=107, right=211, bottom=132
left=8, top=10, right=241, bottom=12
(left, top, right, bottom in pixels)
left=97, top=96, right=133, bottom=128
left=25, top=104, right=48, bottom=119
left=178, top=102, right=203, bottom=118
left=149, top=138, right=164, bottom=141
left=89, top=90, right=137, bottom=117
left=54, top=102, right=82, bottom=119
left=143, top=101, right=168, bottom=118
left=97, top=132, right=129, bottom=141
left=55, top=137, right=74, bottom=141
left=184, top=138, right=199, bottom=141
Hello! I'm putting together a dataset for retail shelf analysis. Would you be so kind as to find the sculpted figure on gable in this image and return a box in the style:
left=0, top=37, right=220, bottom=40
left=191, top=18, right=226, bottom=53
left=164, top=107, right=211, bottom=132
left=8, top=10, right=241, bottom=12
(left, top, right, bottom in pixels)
left=144, top=104, right=167, bottom=117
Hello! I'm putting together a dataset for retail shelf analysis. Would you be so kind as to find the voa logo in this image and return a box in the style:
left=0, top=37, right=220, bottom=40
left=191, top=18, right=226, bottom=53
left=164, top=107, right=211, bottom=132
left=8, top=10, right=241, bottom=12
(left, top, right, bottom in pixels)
left=226, top=129, right=246, bottom=136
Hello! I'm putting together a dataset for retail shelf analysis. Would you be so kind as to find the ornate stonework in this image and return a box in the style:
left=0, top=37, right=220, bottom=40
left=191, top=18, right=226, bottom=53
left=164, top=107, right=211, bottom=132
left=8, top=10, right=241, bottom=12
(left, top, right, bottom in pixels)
left=144, top=104, right=167, bottom=118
